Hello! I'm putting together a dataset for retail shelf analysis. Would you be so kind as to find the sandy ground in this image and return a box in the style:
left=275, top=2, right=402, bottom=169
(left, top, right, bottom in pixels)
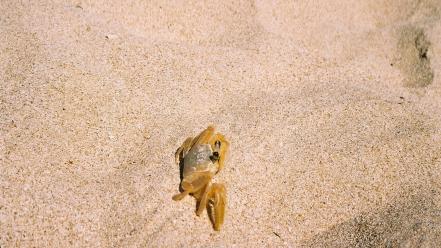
left=2, top=0, right=441, bottom=247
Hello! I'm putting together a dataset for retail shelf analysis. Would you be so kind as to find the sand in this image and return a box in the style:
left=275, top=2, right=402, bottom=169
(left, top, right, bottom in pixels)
left=1, top=0, right=441, bottom=247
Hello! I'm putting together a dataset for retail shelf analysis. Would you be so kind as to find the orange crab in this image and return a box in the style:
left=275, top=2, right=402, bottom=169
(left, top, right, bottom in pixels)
left=173, top=125, right=229, bottom=231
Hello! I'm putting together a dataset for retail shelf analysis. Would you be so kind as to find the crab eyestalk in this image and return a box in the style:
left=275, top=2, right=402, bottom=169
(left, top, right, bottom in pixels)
left=210, top=140, right=222, bottom=161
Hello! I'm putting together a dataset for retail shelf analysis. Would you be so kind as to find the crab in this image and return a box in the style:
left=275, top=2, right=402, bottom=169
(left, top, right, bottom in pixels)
left=172, top=125, right=229, bottom=231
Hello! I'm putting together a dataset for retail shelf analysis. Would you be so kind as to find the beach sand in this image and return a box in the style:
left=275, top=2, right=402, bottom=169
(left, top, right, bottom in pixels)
left=1, top=0, right=441, bottom=247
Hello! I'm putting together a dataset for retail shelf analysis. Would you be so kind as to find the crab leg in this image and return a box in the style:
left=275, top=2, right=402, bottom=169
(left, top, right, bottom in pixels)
left=195, top=183, right=211, bottom=216
left=175, top=137, right=193, bottom=164
left=190, top=125, right=215, bottom=147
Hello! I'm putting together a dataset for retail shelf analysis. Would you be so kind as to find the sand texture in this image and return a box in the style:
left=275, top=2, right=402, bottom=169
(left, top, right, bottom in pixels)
left=2, top=0, right=441, bottom=247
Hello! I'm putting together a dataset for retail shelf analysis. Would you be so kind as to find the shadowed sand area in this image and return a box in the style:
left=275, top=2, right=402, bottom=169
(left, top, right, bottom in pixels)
left=1, top=0, right=441, bottom=247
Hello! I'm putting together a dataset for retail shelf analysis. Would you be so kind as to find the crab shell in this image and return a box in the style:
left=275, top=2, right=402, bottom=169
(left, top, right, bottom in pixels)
left=183, top=144, right=218, bottom=177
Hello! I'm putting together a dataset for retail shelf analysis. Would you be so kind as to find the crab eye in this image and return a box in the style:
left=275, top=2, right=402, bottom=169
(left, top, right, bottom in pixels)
left=210, top=151, right=220, bottom=161
left=215, top=140, right=221, bottom=148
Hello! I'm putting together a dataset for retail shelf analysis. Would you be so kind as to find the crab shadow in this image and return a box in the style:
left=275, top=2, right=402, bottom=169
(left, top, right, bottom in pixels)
left=178, top=157, right=185, bottom=191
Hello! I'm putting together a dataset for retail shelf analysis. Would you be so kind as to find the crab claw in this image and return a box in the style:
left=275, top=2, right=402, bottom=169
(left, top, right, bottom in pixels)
left=209, top=183, right=226, bottom=231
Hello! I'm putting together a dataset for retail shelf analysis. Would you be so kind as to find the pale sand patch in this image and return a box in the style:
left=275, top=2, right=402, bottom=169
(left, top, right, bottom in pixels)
left=1, top=1, right=441, bottom=247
